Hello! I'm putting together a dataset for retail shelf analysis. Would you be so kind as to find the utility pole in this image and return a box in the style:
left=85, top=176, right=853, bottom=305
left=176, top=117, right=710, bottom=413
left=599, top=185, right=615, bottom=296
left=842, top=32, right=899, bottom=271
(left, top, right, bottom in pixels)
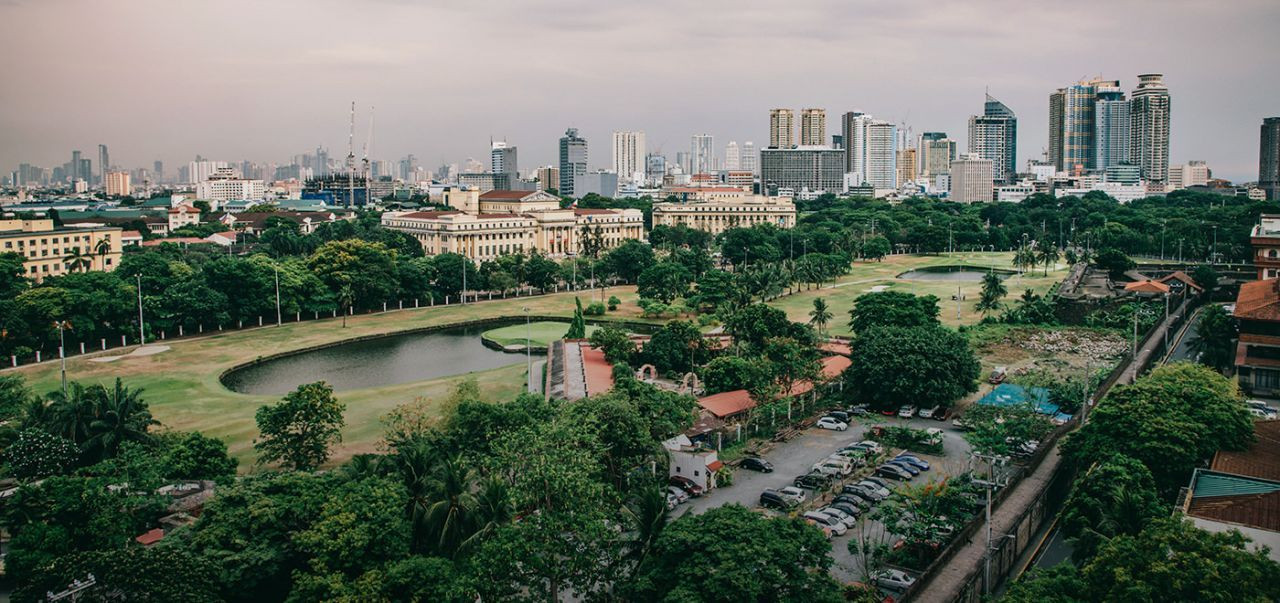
left=523, top=306, right=532, bottom=392
left=1132, top=309, right=1138, bottom=357
left=971, top=452, right=1009, bottom=595
left=274, top=264, right=282, bottom=326
left=54, top=320, right=71, bottom=398
left=136, top=274, right=145, bottom=345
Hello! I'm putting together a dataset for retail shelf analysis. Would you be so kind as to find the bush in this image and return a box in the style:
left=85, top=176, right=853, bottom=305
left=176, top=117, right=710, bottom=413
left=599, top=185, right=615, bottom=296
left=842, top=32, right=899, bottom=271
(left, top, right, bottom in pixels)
left=584, top=302, right=606, bottom=316
left=607, top=295, right=620, bottom=311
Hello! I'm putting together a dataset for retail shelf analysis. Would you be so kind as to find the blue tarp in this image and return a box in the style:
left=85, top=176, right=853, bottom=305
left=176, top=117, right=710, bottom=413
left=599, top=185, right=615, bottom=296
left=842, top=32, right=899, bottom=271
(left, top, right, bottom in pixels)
left=976, top=383, right=1073, bottom=423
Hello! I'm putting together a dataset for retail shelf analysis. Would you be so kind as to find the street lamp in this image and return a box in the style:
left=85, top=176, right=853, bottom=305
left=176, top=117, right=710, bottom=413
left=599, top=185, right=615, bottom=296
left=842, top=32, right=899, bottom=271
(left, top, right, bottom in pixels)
left=523, top=306, right=532, bottom=392
left=274, top=264, right=282, bottom=326
left=135, top=274, right=145, bottom=346
left=53, top=320, right=72, bottom=397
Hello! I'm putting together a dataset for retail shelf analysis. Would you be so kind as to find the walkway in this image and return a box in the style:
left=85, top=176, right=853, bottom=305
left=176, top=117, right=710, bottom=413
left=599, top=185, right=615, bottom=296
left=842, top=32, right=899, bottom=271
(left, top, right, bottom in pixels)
left=915, top=446, right=1064, bottom=603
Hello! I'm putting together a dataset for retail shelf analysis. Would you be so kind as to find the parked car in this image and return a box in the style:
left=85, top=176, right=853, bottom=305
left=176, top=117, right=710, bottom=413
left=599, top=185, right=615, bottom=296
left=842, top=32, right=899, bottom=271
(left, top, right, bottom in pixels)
left=886, top=459, right=921, bottom=476
left=898, top=405, right=918, bottom=418
left=665, top=493, right=679, bottom=510
left=833, top=494, right=868, bottom=510
left=830, top=450, right=869, bottom=465
left=826, top=410, right=851, bottom=423
left=876, top=464, right=914, bottom=481
left=816, top=416, right=849, bottom=431
left=803, top=517, right=833, bottom=538
left=874, top=568, right=917, bottom=591
left=1249, top=407, right=1279, bottom=420
left=778, top=486, right=807, bottom=505
left=918, top=405, right=939, bottom=419
left=794, top=472, right=834, bottom=490
left=828, top=501, right=863, bottom=518
left=861, top=476, right=893, bottom=492
left=932, top=406, right=950, bottom=421
left=760, top=489, right=795, bottom=510
left=894, top=454, right=931, bottom=471
left=988, top=366, right=1008, bottom=384
left=739, top=457, right=774, bottom=473
left=667, top=486, right=689, bottom=504
left=669, top=475, right=704, bottom=497
left=848, top=404, right=871, bottom=417
left=856, top=440, right=884, bottom=454
left=812, top=458, right=853, bottom=477
left=819, top=506, right=858, bottom=529
left=856, top=480, right=892, bottom=499
left=839, top=487, right=878, bottom=505
left=879, top=408, right=898, bottom=416
left=803, top=511, right=848, bottom=536
left=1247, top=399, right=1279, bottom=414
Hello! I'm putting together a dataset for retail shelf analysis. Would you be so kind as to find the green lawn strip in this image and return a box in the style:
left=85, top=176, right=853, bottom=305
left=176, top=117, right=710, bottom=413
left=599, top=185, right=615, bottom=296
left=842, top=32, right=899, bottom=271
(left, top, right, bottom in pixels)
left=481, top=321, right=599, bottom=349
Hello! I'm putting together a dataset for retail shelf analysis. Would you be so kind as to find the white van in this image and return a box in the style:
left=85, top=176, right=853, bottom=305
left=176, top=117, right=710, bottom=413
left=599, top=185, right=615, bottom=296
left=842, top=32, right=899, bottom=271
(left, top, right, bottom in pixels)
left=812, top=458, right=853, bottom=477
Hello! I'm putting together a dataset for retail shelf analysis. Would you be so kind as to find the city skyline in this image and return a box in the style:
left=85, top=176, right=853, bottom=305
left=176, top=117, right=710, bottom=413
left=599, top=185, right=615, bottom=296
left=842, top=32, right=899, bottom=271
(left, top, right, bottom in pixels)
left=1, top=1, right=1277, bottom=182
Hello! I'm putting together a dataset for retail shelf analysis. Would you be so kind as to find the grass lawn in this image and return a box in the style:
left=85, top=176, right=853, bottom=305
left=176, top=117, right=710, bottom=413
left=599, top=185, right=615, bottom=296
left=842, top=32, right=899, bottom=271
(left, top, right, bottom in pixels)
left=481, top=321, right=599, bottom=349
left=4, top=286, right=643, bottom=471
left=769, top=251, right=1068, bottom=335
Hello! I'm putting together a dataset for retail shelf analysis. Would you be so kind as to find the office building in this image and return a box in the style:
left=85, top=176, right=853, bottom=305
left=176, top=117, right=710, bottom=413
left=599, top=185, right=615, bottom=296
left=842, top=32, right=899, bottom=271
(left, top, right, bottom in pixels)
left=1049, top=78, right=1120, bottom=174
left=645, top=154, right=666, bottom=184
left=864, top=121, right=898, bottom=189
left=769, top=109, right=795, bottom=149
left=0, top=218, right=123, bottom=282
left=70, top=150, right=84, bottom=183
left=575, top=170, right=619, bottom=198
left=691, top=134, right=715, bottom=175
left=724, top=141, right=741, bottom=171
left=490, top=142, right=518, bottom=190
left=1094, top=84, right=1130, bottom=171
left=653, top=190, right=795, bottom=235
left=741, top=141, right=757, bottom=173
left=759, top=147, right=845, bottom=195
left=611, top=131, right=646, bottom=184
left=800, top=108, right=826, bottom=146
left=1129, top=74, right=1171, bottom=187
left=536, top=166, right=560, bottom=192
left=188, top=160, right=231, bottom=184
left=841, top=112, right=870, bottom=176
left=949, top=155, right=993, bottom=203
left=967, top=94, right=1018, bottom=184
left=1169, top=161, right=1211, bottom=190
left=97, top=144, right=110, bottom=185
left=896, top=148, right=917, bottom=187
left=918, top=133, right=957, bottom=179
left=1261, top=118, right=1280, bottom=201
left=104, top=171, right=131, bottom=197
left=558, top=128, right=587, bottom=197
left=196, top=167, right=266, bottom=204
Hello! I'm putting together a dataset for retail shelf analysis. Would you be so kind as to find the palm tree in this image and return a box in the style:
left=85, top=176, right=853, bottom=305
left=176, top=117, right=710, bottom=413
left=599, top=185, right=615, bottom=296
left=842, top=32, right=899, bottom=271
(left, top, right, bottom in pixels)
left=422, top=454, right=479, bottom=558
left=809, top=298, right=833, bottom=336
left=64, top=247, right=92, bottom=273
left=44, top=381, right=96, bottom=444
left=82, top=378, right=156, bottom=461
left=338, top=283, right=355, bottom=328
left=95, top=238, right=110, bottom=261
left=458, top=475, right=513, bottom=555
left=621, top=485, right=669, bottom=567
left=975, top=273, right=1007, bottom=316
left=1037, top=244, right=1060, bottom=276
left=1013, top=246, right=1037, bottom=275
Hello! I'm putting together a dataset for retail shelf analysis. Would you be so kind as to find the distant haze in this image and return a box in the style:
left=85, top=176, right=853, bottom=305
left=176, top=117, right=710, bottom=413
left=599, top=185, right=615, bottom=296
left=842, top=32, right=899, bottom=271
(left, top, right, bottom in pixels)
left=1, top=0, right=1277, bottom=182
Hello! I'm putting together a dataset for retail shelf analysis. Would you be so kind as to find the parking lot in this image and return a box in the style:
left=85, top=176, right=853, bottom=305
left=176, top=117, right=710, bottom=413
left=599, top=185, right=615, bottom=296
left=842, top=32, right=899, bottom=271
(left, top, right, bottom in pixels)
left=675, top=414, right=976, bottom=589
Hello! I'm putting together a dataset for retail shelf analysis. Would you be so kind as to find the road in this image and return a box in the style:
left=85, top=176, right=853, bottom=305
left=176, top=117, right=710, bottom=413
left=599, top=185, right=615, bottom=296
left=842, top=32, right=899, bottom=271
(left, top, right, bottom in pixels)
left=675, top=414, right=975, bottom=587
left=1166, top=305, right=1206, bottom=364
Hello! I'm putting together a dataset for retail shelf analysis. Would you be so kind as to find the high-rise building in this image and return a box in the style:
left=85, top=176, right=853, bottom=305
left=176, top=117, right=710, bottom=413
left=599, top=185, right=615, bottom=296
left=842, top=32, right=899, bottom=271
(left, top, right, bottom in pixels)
left=1261, top=117, right=1280, bottom=201
left=1049, top=78, right=1120, bottom=174
left=841, top=111, right=870, bottom=176
left=759, top=147, right=845, bottom=194
left=315, top=147, right=330, bottom=177
left=918, top=133, right=956, bottom=179
left=967, top=94, right=1017, bottom=185
left=645, top=154, right=666, bottom=184
left=896, top=148, right=917, bottom=187
left=741, top=141, right=757, bottom=173
left=535, top=166, right=560, bottom=192
left=1094, top=84, right=1130, bottom=171
left=70, top=150, right=85, bottom=183
left=490, top=142, right=518, bottom=189
left=800, top=108, right=826, bottom=146
left=724, top=141, right=741, bottom=171
left=153, top=160, right=164, bottom=183
left=1129, top=73, right=1171, bottom=187
left=864, top=121, right=898, bottom=189
left=769, top=109, right=795, bottom=149
left=691, top=134, right=715, bottom=175
left=97, top=144, right=110, bottom=185
left=611, top=131, right=646, bottom=184
left=188, top=160, right=230, bottom=184
left=558, top=128, right=588, bottom=197
left=949, top=154, right=994, bottom=203
left=104, top=171, right=130, bottom=197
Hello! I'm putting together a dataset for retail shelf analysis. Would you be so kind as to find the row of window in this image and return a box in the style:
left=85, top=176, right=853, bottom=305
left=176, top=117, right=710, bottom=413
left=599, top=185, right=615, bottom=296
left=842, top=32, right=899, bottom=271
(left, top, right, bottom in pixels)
left=26, top=256, right=113, bottom=274
left=3, top=233, right=112, bottom=249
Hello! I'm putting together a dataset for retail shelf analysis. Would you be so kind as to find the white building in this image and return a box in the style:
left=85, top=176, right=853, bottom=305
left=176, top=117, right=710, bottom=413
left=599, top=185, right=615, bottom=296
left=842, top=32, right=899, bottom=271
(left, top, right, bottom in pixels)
left=740, top=141, right=757, bottom=174
left=1168, top=160, right=1211, bottom=190
left=1055, top=181, right=1147, bottom=204
left=611, top=131, right=646, bottom=185
left=195, top=168, right=266, bottom=206
left=724, top=141, right=741, bottom=171
left=663, top=435, right=722, bottom=493
left=949, top=155, right=993, bottom=203
left=843, top=114, right=897, bottom=189
left=187, top=160, right=231, bottom=185
left=691, top=134, right=715, bottom=175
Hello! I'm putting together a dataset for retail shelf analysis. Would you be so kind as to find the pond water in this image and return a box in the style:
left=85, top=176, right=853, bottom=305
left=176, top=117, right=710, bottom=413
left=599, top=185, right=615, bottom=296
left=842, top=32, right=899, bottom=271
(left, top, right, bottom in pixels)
left=221, top=322, right=524, bottom=395
left=897, top=266, right=1013, bottom=281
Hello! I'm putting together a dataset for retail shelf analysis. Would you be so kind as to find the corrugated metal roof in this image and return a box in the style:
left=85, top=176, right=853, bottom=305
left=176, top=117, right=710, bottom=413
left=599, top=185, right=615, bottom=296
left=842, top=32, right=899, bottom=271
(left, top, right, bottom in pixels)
left=1192, top=471, right=1280, bottom=498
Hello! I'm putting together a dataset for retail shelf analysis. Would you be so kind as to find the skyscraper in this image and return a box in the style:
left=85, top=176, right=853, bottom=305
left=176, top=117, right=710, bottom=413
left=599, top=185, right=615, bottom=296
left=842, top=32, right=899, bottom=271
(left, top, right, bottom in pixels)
left=842, top=113, right=896, bottom=188
left=1048, top=77, right=1120, bottom=174
left=1129, top=73, right=1171, bottom=187
left=800, top=108, right=826, bottom=146
left=949, top=154, right=994, bottom=203
left=691, top=134, right=715, bottom=175
left=153, top=160, right=164, bottom=184
left=611, top=131, right=646, bottom=184
left=769, top=109, right=795, bottom=149
left=917, top=132, right=956, bottom=179
left=741, top=141, right=757, bottom=173
left=70, top=150, right=84, bottom=182
left=724, top=141, right=741, bottom=171
left=1094, top=84, right=1130, bottom=171
left=1261, top=117, right=1280, bottom=201
left=967, top=94, right=1018, bottom=184
left=98, top=144, right=110, bottom=185
left=841, top=111, right=871, bottom=177
left=490, top=142, right=518, bottom=189
left=559, top=128, right=587, bottom=197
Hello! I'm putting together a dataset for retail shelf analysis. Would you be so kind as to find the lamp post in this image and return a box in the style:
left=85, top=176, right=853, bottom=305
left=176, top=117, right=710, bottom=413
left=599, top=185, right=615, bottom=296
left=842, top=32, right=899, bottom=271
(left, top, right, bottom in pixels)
left=523, top=306, right=532, bottom=392
left=135, top=274, right=145, bottom=346
left=54, top=320, right=71, bottom=398
left=274, top=264, right=282, bottom=326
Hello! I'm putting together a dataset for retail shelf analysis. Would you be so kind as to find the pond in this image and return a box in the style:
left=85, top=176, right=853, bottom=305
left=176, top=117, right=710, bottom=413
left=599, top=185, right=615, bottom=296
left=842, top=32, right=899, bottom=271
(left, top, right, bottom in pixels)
left=897, top=265, right=1014, bottom=281
left=222, top=322, right=525, bottom=395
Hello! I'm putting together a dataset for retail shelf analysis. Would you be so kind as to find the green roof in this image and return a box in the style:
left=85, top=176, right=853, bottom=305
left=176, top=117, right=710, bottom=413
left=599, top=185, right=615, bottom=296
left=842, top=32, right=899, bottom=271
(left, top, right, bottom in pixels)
left=1192, top=470, right=1280, bottom=498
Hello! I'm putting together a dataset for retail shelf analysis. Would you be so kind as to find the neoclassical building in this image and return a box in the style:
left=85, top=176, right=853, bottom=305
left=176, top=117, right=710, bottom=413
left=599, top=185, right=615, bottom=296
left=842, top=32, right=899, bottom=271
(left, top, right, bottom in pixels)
left=381, top=188, right=643, bottom=261
left=652, top=188, right=796, bottom=236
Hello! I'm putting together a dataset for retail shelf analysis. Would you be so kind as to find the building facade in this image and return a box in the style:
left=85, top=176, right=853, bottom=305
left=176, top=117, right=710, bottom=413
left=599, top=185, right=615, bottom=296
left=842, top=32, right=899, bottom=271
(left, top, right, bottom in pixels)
left=1169, top=161, right=1211, bottom=190
left=558, top=128, right=588, bottom=197
left=536, top=166, right=560, bottom=192
left=196, top=167, right=265, bottom=204
left=968, top=94, right=1018, bottom=185
left=1094, top=84, right=1130, bottom=171
left=1049, top=78, right=1121, bottom=175
left=104, top=171, right=131, bottom=197
left=769, top=109, right=795, bottom=149
left=800, top=108, right=826, bottom=146
left=611, top=131, right=645, bottom=184
left=0, top=218, right=123, bottom=282
left=1251, top=215, right=1280, bottom=280
left=759, top=147, right=845, bottom=195
left=918, top=133, right=956, bottom=179
left=652, top=195, right=796, bottom=235
left=691, top=134, right=715, bottom=175
left=740, top=142, right=757, bottom=173
left=490, top=142, right=518, bottom=190
left=1129, top=73, right=1171, bottom=188
left=949, top=155, right=993, bottom=203
left=1259, top=117, right=1280, bottom=201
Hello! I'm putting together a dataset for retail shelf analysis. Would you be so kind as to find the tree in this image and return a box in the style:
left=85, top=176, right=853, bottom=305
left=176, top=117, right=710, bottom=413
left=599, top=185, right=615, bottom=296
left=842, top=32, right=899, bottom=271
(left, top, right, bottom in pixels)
left=0, top=374, right=34, bottom=422
left=0, top=251, right=30, bottom=299
left=763, top=337, right=821, bottom=399
left=337, top=283, right=354, bottom=328
left=976, top=272, right=1007, bottom=315
left=602, top=239, right=655, bottom=283
left=843, top=326, right=980, bottom=409
left=13, top=547, right=221, bottom=603
left=1037, top=243, right=1060, bottom=275
left=689, top=269, right=743, bottom=312
left=1189, top=303, right=1237, bottom=372
left=307, top=239, right=398, bottom=308
left=588, top=325, right=636, bottom=365
left=564, top=297, right=587, bottom=339
left=254, top=381, right=346, bottom=471
left=158, top=431, right=239, bottom=483
left=1, top=429, right=78, bottom=479
left=848, top=291, right=941, bottom=334
left=82, top=377, right=157, bottom=463
left=809, top=297, right=833, bottom=336
left=626, top=504, right=843, bottom=602
left=643, top=320, right=710, bottom=374
left=1191, top=263, right=1219, bottom=291
left=1060, top=455, right=1166, bottom=562
left=636, top=261, right=692, bottom=304
left=725, top=303, right=813, bottom=351
left=63, top=247, right=93, bottom=273
left=1093, top=247, right=1136, bottom=280
left=701, top=355, right=773, bottom=395
left=862, top=235, right=891, bottom=261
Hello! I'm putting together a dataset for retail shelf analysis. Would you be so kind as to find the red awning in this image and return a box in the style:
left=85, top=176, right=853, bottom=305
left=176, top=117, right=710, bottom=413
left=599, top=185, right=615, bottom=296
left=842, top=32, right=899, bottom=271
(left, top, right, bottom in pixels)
left=706, top=460, right=724, bottom=472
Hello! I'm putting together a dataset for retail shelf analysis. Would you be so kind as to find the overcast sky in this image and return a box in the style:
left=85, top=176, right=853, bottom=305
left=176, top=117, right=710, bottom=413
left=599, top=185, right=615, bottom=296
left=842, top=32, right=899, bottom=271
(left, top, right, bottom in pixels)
left=2, top=0, right=1277, bottom=182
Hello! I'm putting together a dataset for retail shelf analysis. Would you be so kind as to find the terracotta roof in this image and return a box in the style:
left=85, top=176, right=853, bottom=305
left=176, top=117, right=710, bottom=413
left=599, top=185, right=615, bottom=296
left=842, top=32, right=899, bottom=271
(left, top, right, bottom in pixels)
left=579, top=343, right=614, bottom=397
left=141, top=237, right=206, bottom=246
left=1236, top=279, right=1280, bottom=322
left=135, top=528, right=165, bottom=546
left=573, top=208, right=619, bottom=215
left=820, top=355, right=852, bottom=378
left=820, top=342, right=852, bottom=356
left=399, top=211, right=462, bottom=219
left=1211, top=420, right=1280, bottom=482
left=706, top=460, right=724, bottom=472
left=479, top=190, right=537, bottom=200
left=1188, top=489, right=1280, bottom=532
left=1124, top=279, right=1171, bottom=294
left=121, top=230, right=143, bottom=238
left=1158, top=270, right=1204, bottom=292
left=697, top=389, right=755, bottom=419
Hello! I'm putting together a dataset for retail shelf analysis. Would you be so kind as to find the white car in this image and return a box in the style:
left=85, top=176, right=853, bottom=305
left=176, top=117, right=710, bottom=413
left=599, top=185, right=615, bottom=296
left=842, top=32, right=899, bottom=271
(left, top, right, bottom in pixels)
left=812, top=459, right=853, bottom=477
left=898, top=405, right=918, bottom=418
left=856, top=479, right=892, bottom=499
left=819, top=506, right=858, bottom=529
left=856, top=440, right=884, bottom=454
left=803, top=511, right=849, bottom=536
left=816, top=416, right=849, bottom=431
left=1246, top=400, right=1279, bottom=419
left=778, top=486, right=807, bottom=505
left=666, top=493, right=679, bottom=510
left=918, top=405, right=939, bottom=419
left=667, top=486, right=688, bottom=504
left=874, top=568, right=917, bottom=591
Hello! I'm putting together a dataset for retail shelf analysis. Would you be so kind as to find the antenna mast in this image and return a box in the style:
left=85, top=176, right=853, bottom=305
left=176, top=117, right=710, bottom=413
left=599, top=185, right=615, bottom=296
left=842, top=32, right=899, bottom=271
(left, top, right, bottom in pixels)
left=346, top=101, right=355, bottom=208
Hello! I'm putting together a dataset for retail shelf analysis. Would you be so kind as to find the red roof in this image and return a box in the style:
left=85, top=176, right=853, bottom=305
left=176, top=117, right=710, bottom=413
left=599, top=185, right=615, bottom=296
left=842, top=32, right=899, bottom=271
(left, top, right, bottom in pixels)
left=573, top=208, right=618, bottom=215
left=1124, top=279, right=1171, bottom=294
left=479, top=190, right=538, bottom=200
left=697, top=390, right=755, bottom=419
left=1211, top=420, right=1280, bottom=482
left=1236, top=279, right=1280, bottom=322
left=121, top=230, right=143, bottom=238
left=579, top=343, right=614, bottom=397
left=706, top=460, right=724, bottom=472
left=399, top=211, right=462, bottom=219
left=820, top=342, right=852, bottom=356
left=1158, top=270, right=1204, bottom=292
left=141, top=237, right=205, bottom=246
left=136, top=528, right=165, bottom=546
left=820, top=355, right=852, bottom=378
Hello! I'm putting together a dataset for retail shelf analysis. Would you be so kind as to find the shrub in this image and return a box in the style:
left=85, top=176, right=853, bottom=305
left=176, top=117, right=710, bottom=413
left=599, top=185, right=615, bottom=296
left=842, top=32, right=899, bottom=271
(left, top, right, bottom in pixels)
left=584, top=302, right=606, bottom=316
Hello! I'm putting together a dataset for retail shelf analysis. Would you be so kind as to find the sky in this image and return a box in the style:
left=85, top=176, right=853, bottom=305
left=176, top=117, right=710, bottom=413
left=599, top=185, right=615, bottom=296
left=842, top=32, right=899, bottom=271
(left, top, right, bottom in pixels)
left=1, top=0, right=1277, bottom=182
